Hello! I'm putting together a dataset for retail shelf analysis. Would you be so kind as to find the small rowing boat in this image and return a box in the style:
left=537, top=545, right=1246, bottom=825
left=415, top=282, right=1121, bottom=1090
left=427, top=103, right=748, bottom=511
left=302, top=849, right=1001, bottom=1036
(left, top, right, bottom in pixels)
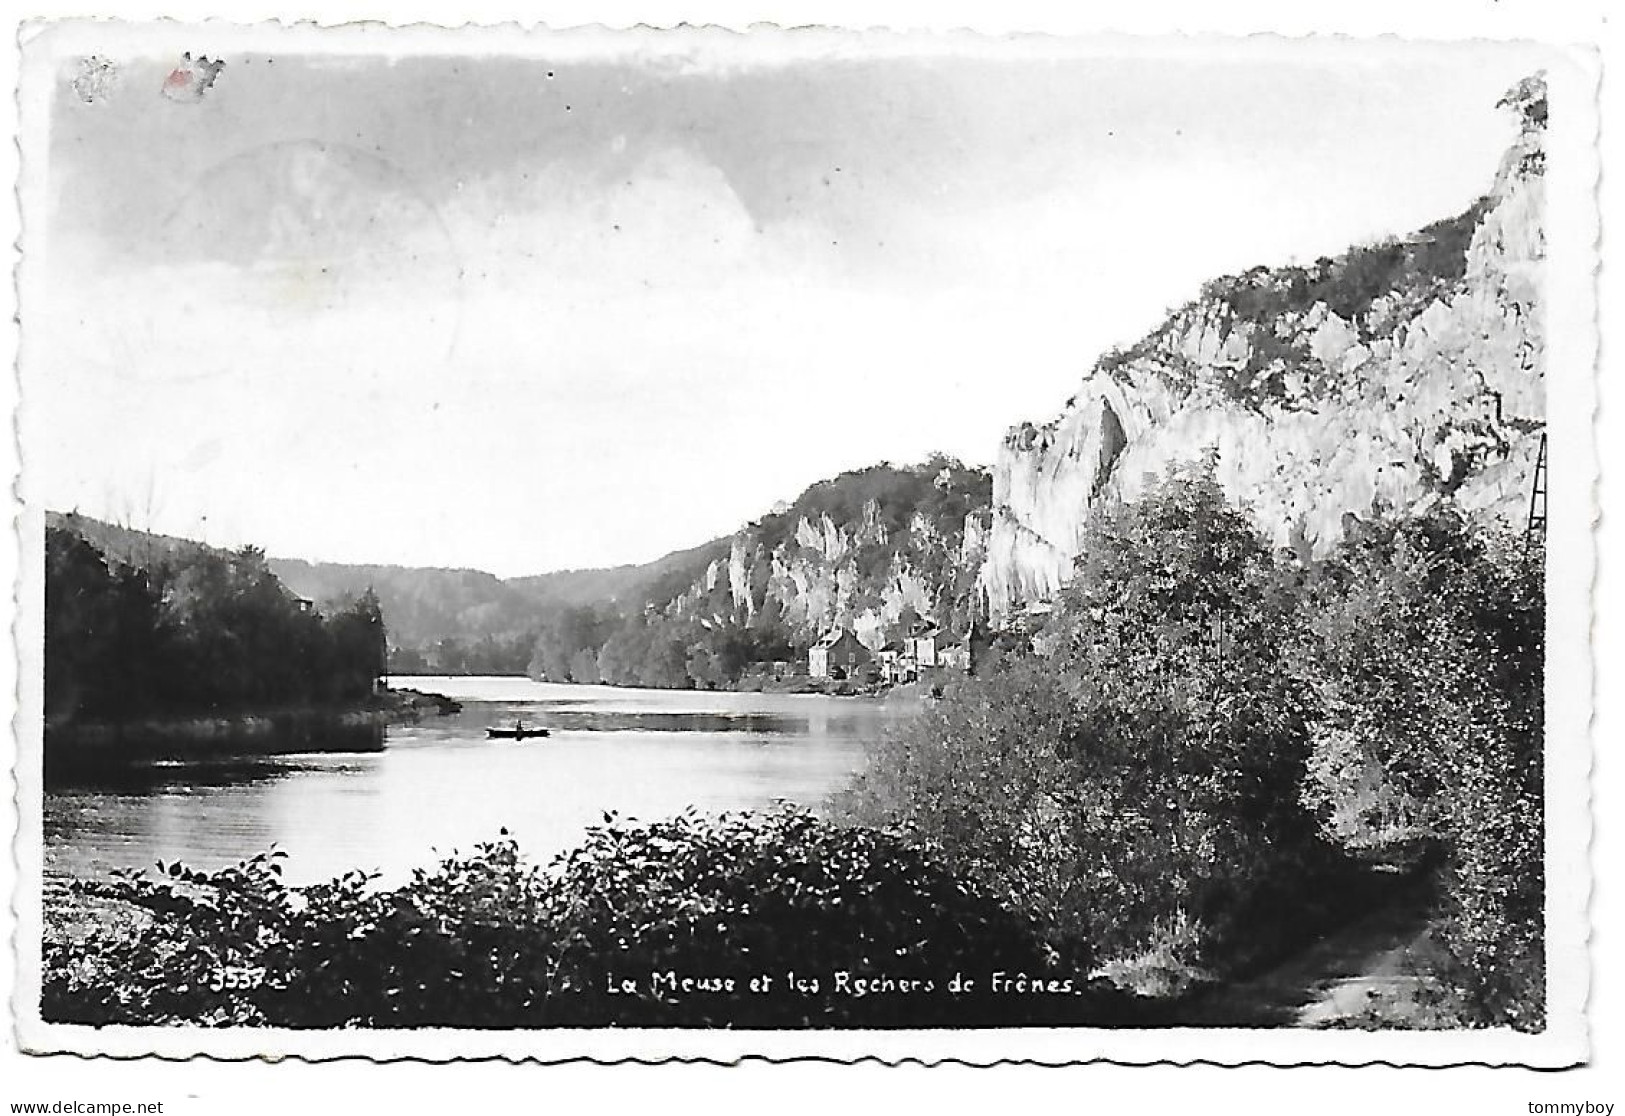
left=486, top=725, right=551, bottom=740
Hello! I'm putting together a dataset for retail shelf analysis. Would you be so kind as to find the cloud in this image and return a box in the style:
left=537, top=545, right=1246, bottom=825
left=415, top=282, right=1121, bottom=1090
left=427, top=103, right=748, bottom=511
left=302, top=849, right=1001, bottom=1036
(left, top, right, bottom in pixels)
left=24, top=41, right=1548, bottom=573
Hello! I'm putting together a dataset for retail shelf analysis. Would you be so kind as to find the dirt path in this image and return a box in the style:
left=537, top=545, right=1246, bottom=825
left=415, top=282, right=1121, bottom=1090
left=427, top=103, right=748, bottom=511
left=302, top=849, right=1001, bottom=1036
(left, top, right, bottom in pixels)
left=1177, top=881, right=1472, bottom=1028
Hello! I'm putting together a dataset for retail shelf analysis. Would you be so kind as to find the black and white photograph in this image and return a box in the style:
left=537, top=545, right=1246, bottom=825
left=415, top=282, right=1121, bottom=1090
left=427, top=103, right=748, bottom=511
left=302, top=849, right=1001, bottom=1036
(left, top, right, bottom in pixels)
left=8, top=17, right=1599, bottom=1073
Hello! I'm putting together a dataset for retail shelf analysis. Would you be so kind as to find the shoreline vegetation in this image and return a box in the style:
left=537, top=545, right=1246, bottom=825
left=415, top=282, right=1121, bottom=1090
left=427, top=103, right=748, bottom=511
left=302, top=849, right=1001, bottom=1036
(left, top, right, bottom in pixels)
left=44, top=518, right=462, bottom=775
left=390, top=669, right=918, bottom=700
left=42, top=462, right=1544, bottom=1031
left=44, top=686, right=461, bottom=773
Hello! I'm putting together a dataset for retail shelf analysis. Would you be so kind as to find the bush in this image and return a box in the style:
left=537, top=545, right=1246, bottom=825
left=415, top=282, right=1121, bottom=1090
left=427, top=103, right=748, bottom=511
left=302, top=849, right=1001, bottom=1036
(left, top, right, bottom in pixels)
left=536, top=807, right=1115, bottom=1027
left=1292, top=512, right=1544, bottom=1028
left=45, top=849, right=328, bottom=1026
left=43, top=810, right=1142, bottom=1029
left=836, top=660, right=1094, bottom=957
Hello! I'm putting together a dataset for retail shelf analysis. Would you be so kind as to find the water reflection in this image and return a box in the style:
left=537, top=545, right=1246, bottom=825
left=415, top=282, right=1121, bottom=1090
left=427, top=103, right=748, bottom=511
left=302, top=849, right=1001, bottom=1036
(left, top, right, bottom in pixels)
left=45, top=677, right=919, bottom=886
left=49, top=757, right=298, bottom=794
left=486, top=709, right=812, bottom=736
left=46, top=721, right=386, bottom=789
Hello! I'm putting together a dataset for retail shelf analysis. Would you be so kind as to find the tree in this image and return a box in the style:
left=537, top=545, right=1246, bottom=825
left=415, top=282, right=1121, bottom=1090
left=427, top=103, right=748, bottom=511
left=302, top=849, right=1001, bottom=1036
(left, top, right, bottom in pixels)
left=967, top=460, right=1317, bottom=967
left=567, top=648, right=601, bottom=685
left=527, top=604, right=611, bottom=682
left=684, top=644, right=726, bottom=690
left=594, top=619, right=648, bottom=686
left=843, top=461, right=1327, bottom=973
left=45, top=526, right=421, bottom=731
left=433, top=637, right=467, bottom=675
left=389, top=645, right=428, bottom=673
left=325, top=589, right=388, bottom=702
left=639, top=627, right=692, bottom=689
left=1053, top=458, right=1314, bottom=845
left=1292, top=510, right=1544, bottom=1027
left=45, top=527, right=163, bottom=720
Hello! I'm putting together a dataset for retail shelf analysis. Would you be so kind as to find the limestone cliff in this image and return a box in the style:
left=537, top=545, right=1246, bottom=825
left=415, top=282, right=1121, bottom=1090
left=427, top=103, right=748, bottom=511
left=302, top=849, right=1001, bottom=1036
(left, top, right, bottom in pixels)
left=981, top=76, right=1546, bottom=623
left=667, top=459, right=991, bottom=650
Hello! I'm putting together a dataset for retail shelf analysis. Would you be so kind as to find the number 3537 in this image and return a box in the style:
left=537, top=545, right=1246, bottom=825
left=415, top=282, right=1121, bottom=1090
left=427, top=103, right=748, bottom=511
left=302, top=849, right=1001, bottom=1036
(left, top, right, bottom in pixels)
left=207, top=966, right=267, bottom=993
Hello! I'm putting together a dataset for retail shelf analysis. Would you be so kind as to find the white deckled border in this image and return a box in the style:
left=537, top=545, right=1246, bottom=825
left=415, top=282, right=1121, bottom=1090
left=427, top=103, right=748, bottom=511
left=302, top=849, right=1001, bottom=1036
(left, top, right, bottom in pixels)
left=9, top=21, right=1599, bottom=1066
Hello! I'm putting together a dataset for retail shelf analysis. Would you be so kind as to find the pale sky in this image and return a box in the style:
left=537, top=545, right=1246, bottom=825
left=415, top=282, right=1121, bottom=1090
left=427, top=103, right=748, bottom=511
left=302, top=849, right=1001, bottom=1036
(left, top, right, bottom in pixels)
left=24, top=32, right=1549, bottom=576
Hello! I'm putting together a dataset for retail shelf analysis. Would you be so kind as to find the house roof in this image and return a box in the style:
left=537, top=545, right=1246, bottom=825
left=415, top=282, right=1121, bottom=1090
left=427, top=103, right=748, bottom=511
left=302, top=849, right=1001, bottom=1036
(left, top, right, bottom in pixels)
left=814, top=629, right=852, bottom=648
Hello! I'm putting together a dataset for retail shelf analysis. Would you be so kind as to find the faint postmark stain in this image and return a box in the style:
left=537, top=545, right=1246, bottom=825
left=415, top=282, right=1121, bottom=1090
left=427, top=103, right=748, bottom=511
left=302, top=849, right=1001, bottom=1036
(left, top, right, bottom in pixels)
left=70, top=55, right=120, bottom=104
left=123, top=139, right=468, bottom=383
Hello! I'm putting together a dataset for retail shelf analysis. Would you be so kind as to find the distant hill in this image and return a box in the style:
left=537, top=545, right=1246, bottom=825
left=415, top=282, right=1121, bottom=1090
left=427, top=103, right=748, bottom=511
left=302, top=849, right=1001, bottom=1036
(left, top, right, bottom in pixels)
left=267, top=539, right=733, bottom=674
left=46, top=455, right=991, bottom=685
left=268, top=559, right=542, bottom=654
left=509, top=537, right=733, bottom=612
left=46, top=511, right=224, bottom=572
left=263, top=458, right=991, bottom=681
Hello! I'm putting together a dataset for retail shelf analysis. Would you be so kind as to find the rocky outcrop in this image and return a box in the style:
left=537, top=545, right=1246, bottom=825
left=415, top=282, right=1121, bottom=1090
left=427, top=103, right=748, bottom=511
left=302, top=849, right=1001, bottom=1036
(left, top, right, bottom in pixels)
left=980, top=76, right=1546, bottom=623
left=667, top=461, right=992, bottom=650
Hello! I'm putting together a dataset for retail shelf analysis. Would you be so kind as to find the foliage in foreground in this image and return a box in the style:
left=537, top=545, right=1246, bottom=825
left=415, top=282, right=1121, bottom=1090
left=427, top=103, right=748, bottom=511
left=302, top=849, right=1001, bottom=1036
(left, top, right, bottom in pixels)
left=44, top=810, right=1148, bottom=1029
left=838, top=462, right=1545, bottom=1028
left=1295, top=514, right=1545, bottom=1028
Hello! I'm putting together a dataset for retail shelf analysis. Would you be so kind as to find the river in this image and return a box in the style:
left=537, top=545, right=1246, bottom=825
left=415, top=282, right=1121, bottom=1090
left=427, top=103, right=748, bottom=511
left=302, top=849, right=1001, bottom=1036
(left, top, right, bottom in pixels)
left=44, top=676, right=920, bottom=886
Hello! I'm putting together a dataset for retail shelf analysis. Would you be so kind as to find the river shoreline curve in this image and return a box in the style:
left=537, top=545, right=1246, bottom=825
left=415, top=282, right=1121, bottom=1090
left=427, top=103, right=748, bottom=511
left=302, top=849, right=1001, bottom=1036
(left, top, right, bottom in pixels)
left=43, top=686, right=461, bottom=775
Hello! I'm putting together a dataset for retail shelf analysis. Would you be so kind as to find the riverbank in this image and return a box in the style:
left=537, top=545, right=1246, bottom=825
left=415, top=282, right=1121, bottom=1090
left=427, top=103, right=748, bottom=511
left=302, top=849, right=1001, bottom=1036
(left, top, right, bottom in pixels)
left=43, top=686, right=461, bottom=775
left=40, top=808, right=1169, bottom=1029
left=732, top=674, right=877, bottom=696
left=383, top=686, right=464, bottom=719
left=516, top=673, right=949, bottom=699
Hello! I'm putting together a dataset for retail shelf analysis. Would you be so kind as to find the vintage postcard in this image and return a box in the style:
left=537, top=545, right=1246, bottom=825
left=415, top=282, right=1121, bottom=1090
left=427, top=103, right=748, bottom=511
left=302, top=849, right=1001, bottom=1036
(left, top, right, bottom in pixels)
left=11, top=21, right=1598, bottom=1066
